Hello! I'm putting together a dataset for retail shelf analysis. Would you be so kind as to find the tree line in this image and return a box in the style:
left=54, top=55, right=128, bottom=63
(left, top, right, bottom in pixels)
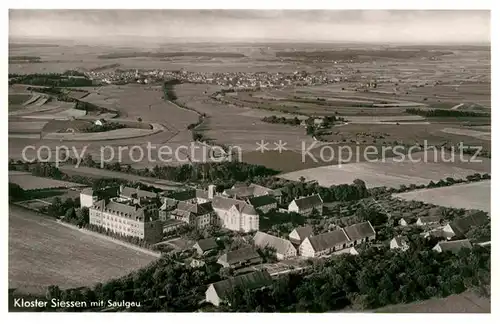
left=406, top=108, right=490, bottom=118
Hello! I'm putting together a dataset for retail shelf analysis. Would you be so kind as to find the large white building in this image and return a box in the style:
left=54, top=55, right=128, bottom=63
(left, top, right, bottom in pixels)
left=89, top=197, right=163, bottom=243
left=212, top=196, right=259, bottom=232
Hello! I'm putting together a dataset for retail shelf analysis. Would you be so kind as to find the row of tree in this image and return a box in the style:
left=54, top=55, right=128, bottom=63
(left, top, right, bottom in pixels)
left=9, top=72, right=94, bottom=87
left=406, top=108, right=490, bottom=118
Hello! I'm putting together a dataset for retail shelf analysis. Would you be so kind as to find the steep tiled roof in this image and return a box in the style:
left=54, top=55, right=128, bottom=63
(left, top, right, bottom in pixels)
left=290, top=225, right=313, bottom=241
left=450, top=211, right=489, bottom=237
left=177, top=201, right=213, bottom=215
left=212, top=196, right=257, bottom=215
left=393, top=236, right=408, bottom=246
left=120, top=186, right=157, bottom=199
left=291, top=194, right=323, bottom=210
left=210, top=270, right=272, bottom=300
left=218, top=246, right=262, bottom=265
left=253, top=231, right=296, bottom=256
left=308, top=229, right=351, bottom=252
left=418, top=216, right=442, bottom=224
left=436, top=239, right=473, bottom=253
left=343, top=221, right=375, bottom=241
left=195, top=237, right=218, bottom=252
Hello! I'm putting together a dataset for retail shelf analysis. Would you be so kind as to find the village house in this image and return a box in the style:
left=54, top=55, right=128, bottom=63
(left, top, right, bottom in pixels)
left=212, top=196, right=259, bottom=232
left=398, top=216, right=413, bottom=227
left=433, top=239, right=472, bottom=254
left=288, top=225, right=314, bottom=245
left=343, top=221, right=376, bottom=245
left=205, top=270, right=273, bottom=306
left=390, top=236, right=410, bottom=251
left=416, top=215, right=442, bottom=227
left=441, top=211, right=489, bottom=239
left=288, top=194, right=323, bottom=216
left=299, top=229, right=352, bottom=258
left=217, top=246, right=263, bottom=269
left=247, top=195, right=278, bottom=214
left=253, top=231, right=297, bottom=260
left=333, top=246, right=359, bottom=256
left=421, top=227, right=455, bottom=240
left=193, top=237, right=218, bottom=256
left=189, top=258, right=206, bottom=268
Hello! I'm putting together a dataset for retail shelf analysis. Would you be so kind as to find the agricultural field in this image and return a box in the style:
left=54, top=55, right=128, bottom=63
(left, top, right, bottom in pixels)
left=279, top=151, right=490, bottom=189
left=9, top=205, right=157, bottom=295
left=9, top=171, right=85, bottom=190
left=394, top=180, right=491, bottom=214
left=59, top=165, right=184, bottom=191
left=374, top=291, right=490, bottom=313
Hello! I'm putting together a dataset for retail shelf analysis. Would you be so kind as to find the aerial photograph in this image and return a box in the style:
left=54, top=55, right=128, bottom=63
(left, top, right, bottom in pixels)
left=7, top=9, right=491, bottom=313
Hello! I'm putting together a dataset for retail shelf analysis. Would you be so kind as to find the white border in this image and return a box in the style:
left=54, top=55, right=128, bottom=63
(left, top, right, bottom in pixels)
left=2, top=1, right=496, bottom=323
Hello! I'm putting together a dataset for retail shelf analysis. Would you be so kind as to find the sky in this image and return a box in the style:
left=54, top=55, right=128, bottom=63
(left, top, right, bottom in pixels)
left=9, top=10, right=490, bottom=44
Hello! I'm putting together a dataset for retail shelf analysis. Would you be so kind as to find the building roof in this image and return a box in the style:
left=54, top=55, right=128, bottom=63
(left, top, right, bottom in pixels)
left=343, top=221, right=375, bottom=241
left=393, top=236, right=408, bottom=247
left=248, top=195, right=277, bottom=208
left=253, top=231, right=296, bottom=256
left=167, top=188, right=210, bottom=202
left=450, top=211, right=489, bottom=237
left=212, top=196, right=257, bottom=215
left=435, top=239, right=473, bottom=253
left=290, top=225, right=313, bottom=241
left=81, top=187, right=94, bottom=196
left=160, top=198, right=179, bottom=211
left=418, top=216, right=442, bottom=223
left=120, top=186, right=158, bottom=199
left=291, top=194, right=323, bottom=210
left=92, top=199, right=154, bottom=222
left=195, top=237, right=218, bottom=252
left=218, top=246, right=262, bottom=265
left=224, top=183, right=274, bottom=199
left=307, top=229, right=351, bottom=252
left=177, top=201, right=214, bottom=216
left=210, top=270, right=273, bottom=301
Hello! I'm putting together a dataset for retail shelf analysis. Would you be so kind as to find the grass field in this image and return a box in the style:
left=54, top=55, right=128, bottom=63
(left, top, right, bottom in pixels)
left=9, top=205, right=157, bottom=295
left=394, top=180, right=490, bottom=214
left=9, top=172, right=85, bottom=190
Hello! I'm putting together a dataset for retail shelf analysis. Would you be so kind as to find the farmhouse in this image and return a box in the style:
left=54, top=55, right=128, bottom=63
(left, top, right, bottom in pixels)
left=288, top=194, right=323, bottom=216
left=416, top=216, right=442, bottom=226
left=432, top=239, right=473, bottom=254
left=247, top=195, right=278, bottom=213
left=442, top=211, right=489, bottom=239
left=390, top=236, right=409, bottom=251
left=299, top=229, right=351, bottom=258
left=205, top=270, right=273, bottom=306
left=212, top=196, right=259, bottom=232
left=217, top=246, right=263, bottom=269
left=193, top=237, right=218, bottom=256
left=89, top=197, right=163, bottom=243
left=343, top=221, right=376, bottom=245
left=253, top=231, right=297, bottom=260
left=288, top=225, right=314, bottom=245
